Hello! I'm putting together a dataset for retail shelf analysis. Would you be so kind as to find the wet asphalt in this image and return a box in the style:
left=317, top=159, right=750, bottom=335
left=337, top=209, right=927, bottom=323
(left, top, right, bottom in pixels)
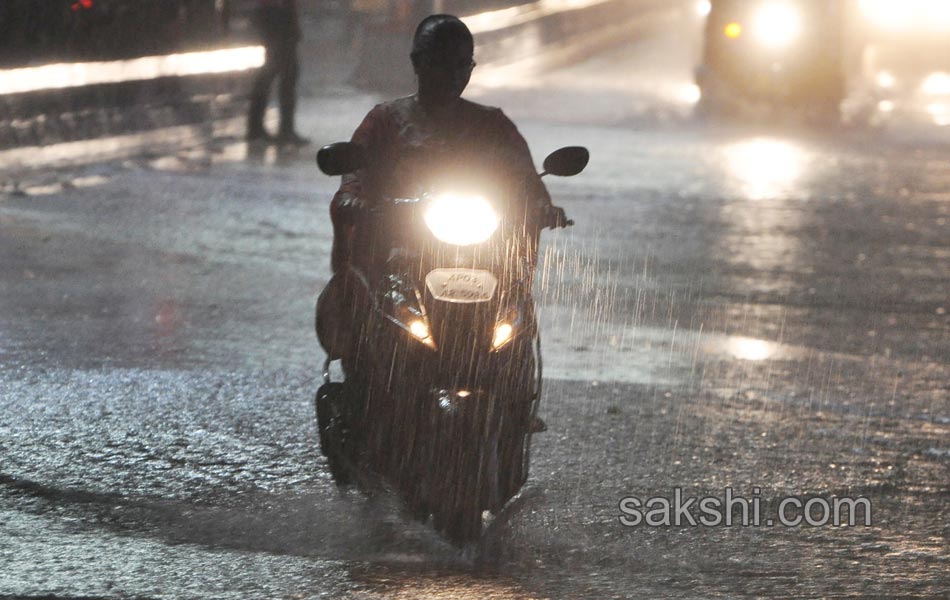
left=1, top=25, right=949, bottom=600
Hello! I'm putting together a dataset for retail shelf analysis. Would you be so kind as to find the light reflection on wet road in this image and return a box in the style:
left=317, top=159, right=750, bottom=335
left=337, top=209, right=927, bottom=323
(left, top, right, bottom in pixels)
left=1, top=24, right=949, bottom=600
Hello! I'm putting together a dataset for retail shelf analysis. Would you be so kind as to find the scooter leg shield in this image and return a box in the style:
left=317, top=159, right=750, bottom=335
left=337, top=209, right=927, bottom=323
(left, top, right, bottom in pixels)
left=315, top=269, right=369, bottom=360
left=315, top=382, right=351, bottom=486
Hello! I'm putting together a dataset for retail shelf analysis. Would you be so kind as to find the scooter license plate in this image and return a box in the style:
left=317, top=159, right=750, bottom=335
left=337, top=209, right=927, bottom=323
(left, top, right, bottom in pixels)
left=425, top=269, right=498, bottom=303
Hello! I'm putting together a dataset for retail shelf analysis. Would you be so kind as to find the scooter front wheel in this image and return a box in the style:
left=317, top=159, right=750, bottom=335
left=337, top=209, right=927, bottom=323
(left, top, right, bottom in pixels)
left=433, top=499, right=483, bottom=548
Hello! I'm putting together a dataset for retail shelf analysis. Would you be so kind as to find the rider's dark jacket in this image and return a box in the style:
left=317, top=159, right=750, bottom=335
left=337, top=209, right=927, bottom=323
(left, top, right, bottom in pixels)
left=330, top=96, right=553, bottom=272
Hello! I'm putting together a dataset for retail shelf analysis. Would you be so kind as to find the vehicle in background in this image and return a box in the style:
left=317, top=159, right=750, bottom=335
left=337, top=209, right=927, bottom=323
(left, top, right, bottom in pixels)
left=694, top=0, right=950, bottom=127
left=845, top=0, right=950, bottom=127
left=694, top=0, right=845, bottom=119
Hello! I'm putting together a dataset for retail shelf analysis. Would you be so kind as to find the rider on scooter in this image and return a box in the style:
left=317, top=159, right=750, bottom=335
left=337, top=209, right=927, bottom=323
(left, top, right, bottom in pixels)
left=328, top=14, right=570, bottom=275
left=315, top=16, right=588, bottom=506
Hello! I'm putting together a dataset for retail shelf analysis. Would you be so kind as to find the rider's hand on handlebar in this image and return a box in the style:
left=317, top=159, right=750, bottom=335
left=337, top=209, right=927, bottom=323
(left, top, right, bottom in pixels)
left=543, top=205, right=573, bottom=229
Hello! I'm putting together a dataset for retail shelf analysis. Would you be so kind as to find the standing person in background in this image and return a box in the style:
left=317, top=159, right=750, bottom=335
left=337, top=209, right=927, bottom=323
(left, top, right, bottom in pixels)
left=246, top=0, right=310, bottom=145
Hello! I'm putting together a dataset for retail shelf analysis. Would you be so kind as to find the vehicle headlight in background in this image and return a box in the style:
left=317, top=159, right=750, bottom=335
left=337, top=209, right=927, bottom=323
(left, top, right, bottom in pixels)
left=424, top=193, right=499, bottom=246
left=695, top=0, right=712, bottom=18
left=922, top=72, right=950, bottom=96
left=876, top=71, right=896, bottom=90
left=678, top=83, right=703, bottom=105
left=927, top=103, right=950, bottom=126
left=752, top=2, right=802, bottom=49
left=860, top=0, right=950, bottom=31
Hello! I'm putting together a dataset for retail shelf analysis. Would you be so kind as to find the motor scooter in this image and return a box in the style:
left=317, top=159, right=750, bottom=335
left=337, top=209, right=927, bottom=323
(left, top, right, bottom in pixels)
left=314, top=141, right=588, bottom=546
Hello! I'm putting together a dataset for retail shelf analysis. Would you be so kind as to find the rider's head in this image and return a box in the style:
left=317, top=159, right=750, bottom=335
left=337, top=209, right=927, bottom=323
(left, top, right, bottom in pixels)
left=411, top=15, right=475, bottom=106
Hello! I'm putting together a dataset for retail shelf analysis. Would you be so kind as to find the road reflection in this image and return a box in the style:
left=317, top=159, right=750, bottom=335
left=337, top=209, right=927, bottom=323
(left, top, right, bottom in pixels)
left=718, top=336, right=777, bottom=361
left=349, top=564, right=542, bottom=600
left=721, top=137, right=809, bottom=201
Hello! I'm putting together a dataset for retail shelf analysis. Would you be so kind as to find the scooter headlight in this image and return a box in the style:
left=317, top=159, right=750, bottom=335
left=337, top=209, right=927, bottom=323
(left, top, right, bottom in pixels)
left=424, top=193, right=499, bottom=246
left=752, top=2, right=802, bottom=49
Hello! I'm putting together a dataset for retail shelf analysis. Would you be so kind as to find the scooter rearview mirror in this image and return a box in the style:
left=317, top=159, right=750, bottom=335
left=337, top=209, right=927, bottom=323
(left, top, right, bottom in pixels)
left=541, top=146, right=589, bottom=177
left=317, top=142, right=366, bottom=176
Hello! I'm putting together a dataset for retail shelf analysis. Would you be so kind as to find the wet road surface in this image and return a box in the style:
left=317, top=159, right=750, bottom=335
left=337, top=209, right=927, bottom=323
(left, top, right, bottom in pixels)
left=2, top=26, right=949, bottom=600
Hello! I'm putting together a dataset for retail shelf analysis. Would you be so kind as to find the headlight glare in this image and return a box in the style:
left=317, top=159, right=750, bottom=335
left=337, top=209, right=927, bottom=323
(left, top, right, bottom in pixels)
left=424, top=193, right=499, bottom=246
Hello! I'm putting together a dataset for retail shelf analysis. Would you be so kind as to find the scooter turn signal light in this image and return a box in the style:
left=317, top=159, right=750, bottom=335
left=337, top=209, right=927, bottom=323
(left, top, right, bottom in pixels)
left=492, top=322, right=514, bottom=351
